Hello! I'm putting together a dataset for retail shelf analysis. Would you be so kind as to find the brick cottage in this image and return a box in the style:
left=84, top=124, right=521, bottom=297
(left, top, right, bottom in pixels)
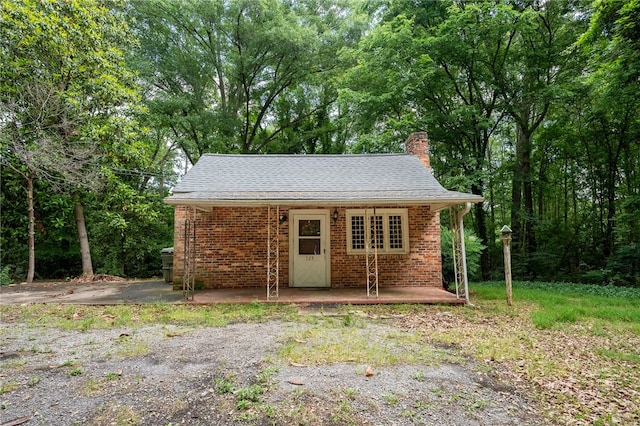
left=164, top=133, right=482, bottom=302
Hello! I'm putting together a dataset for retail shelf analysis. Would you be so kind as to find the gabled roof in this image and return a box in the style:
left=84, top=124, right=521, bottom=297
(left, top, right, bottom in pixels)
left=164, top=154, right=483, bottom=208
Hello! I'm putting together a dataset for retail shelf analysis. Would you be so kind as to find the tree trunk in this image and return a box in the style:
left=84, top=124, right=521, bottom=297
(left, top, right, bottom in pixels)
left=522, top=133, right=537, bottom=257
left=510, top=129, right=524, bottom=255
left=74, top=202, right=93, bottom=276
left=26, top=173, right=35, bottom=284
left=472, top=183, right=491, bottom=280
left=511, top=122, right=537, bottom=276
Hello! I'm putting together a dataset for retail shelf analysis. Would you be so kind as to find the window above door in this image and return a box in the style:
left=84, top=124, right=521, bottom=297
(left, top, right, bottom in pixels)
left=346, top=209, right=409, bottom=255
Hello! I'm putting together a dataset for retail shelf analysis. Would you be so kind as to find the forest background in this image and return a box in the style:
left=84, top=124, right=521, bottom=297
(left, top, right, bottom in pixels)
left=1, top=0, right=638, bottom=287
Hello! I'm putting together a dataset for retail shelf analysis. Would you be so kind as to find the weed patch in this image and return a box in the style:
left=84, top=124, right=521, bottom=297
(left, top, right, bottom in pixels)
left=278, top=320, right=454, bottom=366
left=214, top=376, right=235, bottom=394
left=0, top=380, right=18, bottom=394
left=1, top=303, right=298, bottom=330
left=394, top=281, right=640, bottom=425
left=91, top=403, right=140, bottom=425
left=114, top=337, right=151, bottom=359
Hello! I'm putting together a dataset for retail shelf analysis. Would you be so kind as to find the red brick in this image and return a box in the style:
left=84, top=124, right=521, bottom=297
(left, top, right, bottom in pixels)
left=173, top=205, right=442, bottom=289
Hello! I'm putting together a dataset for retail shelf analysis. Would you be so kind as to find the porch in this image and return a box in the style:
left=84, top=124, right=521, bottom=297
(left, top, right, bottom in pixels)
left=187, top=286, right=465, bottom=305
left=166, top=136, right=484, bottom=305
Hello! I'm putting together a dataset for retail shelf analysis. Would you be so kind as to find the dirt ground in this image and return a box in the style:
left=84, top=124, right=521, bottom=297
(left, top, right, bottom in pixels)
left=0, top=316, right=545, bottom=426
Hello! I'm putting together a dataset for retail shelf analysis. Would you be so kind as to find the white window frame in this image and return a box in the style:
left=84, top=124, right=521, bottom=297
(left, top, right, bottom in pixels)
left=346, top=208, right=410, bottom=255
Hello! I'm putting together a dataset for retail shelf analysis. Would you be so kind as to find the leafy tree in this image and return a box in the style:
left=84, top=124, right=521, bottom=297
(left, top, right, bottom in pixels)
left=128, top=0, right=367, bottom=162
left=489, top=1, right=588, bottom=276
left=567, top=0, right=640, bottom=284
left=340, top=1, right=519, bottom=278
left=0, top=0, right=140, bottom=281
left=341, top=1, right=593, bottom=281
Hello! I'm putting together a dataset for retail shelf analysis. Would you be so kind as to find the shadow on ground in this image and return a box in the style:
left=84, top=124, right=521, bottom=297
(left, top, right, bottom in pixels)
left=0, top=280, right=183, bottom=304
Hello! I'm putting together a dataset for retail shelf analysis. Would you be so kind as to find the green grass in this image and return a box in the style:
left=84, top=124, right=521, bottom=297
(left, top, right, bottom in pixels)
left=214, top=376, right=235, bottom=394
left=1, top=302, right=298, bottom=331
left=69, top=368, right=83, bottom=377
left=3, top=281, right=639, bottom=333
left=277, top=319, right=457, bottom=367
left=383, top=392, right=400, bottom=405
left=91, top=404, right=141, bottom=426
left=472, top=281, right=640, bottom=331
left=114, top=337, right=151, bottom=359
left=3, top=281, right=640, bottom=425
left=596, top=348, right=640, bottom=364
left=0, top=380, right=18, bottom=394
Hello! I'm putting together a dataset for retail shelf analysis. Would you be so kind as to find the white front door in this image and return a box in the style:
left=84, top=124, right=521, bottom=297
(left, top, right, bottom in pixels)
left=290, top=210, right=330, bottom=287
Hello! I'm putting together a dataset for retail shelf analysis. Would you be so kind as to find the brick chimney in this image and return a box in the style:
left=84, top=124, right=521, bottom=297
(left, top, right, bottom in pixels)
left=405, top=132, right=430, bottom=168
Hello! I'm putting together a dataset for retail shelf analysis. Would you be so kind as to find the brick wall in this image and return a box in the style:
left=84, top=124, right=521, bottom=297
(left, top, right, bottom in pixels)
left=330, top=205, right=441, bottom=287
left=173, top=205, right=442, bottom=289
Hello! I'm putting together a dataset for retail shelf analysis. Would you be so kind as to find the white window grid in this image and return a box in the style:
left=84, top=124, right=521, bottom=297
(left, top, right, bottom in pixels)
left=346, top=209, right=409, bottom=255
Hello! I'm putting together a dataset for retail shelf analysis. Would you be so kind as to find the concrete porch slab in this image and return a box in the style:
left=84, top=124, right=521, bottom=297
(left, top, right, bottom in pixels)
left=188, top=286, right=465, bottom=305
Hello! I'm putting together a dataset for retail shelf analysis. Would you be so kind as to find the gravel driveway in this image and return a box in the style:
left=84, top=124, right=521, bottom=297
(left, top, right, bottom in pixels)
left=0, top=317, right=545, bottom=426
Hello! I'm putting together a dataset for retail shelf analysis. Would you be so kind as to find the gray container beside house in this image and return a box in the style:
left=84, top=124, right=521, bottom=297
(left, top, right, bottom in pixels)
left=161, top=247, right=174, bottom=283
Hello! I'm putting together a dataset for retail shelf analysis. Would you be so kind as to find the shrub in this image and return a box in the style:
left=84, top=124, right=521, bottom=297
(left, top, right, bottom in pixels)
left=0, top=265, right=13, bottom=286
left=441, top=226, right=485, bottom=289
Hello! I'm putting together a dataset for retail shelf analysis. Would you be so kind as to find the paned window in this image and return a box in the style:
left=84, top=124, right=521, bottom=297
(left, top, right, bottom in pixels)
left=346, top=209, right=409, bottom=254
left=350, top=215, right=365, bottom=250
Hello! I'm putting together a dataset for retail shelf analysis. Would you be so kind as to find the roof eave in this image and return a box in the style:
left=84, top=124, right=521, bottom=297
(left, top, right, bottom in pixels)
left=164, top=196, right=483, bottom=209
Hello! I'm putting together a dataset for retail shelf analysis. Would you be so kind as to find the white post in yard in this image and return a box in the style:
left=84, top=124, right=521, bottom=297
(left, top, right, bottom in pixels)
left=501, top=225, right=513, bottom=306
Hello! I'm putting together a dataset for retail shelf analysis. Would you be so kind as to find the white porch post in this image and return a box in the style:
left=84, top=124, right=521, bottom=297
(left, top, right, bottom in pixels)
left=449, top=203, right=472, bottom=305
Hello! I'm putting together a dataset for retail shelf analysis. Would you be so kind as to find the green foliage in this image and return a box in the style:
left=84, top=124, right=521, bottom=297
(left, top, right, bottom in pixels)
left=34, top=244, right=81, bottom=279
left=69, top=368, right=83, bottom=377
left=0, top=171, right=27, bottom=280
left=472, top=281, right=640, bottom=329
left=0, top=0, right=140, bottom=175
left=341, top=0, right=640, bottom=288
left=0, top=0, right=151, bottom=280
left=235, top=384, right=264, bottom=409
left=0, top=265, right=12, bottom=286
left=441, top=225, right=485, bottom=286
left=605, top=243, right=640, bottom=287
left=0, top=0, right=637, bottom=285
left=214, top=376, right=235, bottom=394
left=88, top=177, right=173, bottom=277
left=129, top=0, right=366, bottom=159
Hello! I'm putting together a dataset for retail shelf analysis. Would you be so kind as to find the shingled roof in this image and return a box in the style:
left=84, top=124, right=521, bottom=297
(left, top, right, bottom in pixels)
left=164, top=153, right=482, bottom=208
